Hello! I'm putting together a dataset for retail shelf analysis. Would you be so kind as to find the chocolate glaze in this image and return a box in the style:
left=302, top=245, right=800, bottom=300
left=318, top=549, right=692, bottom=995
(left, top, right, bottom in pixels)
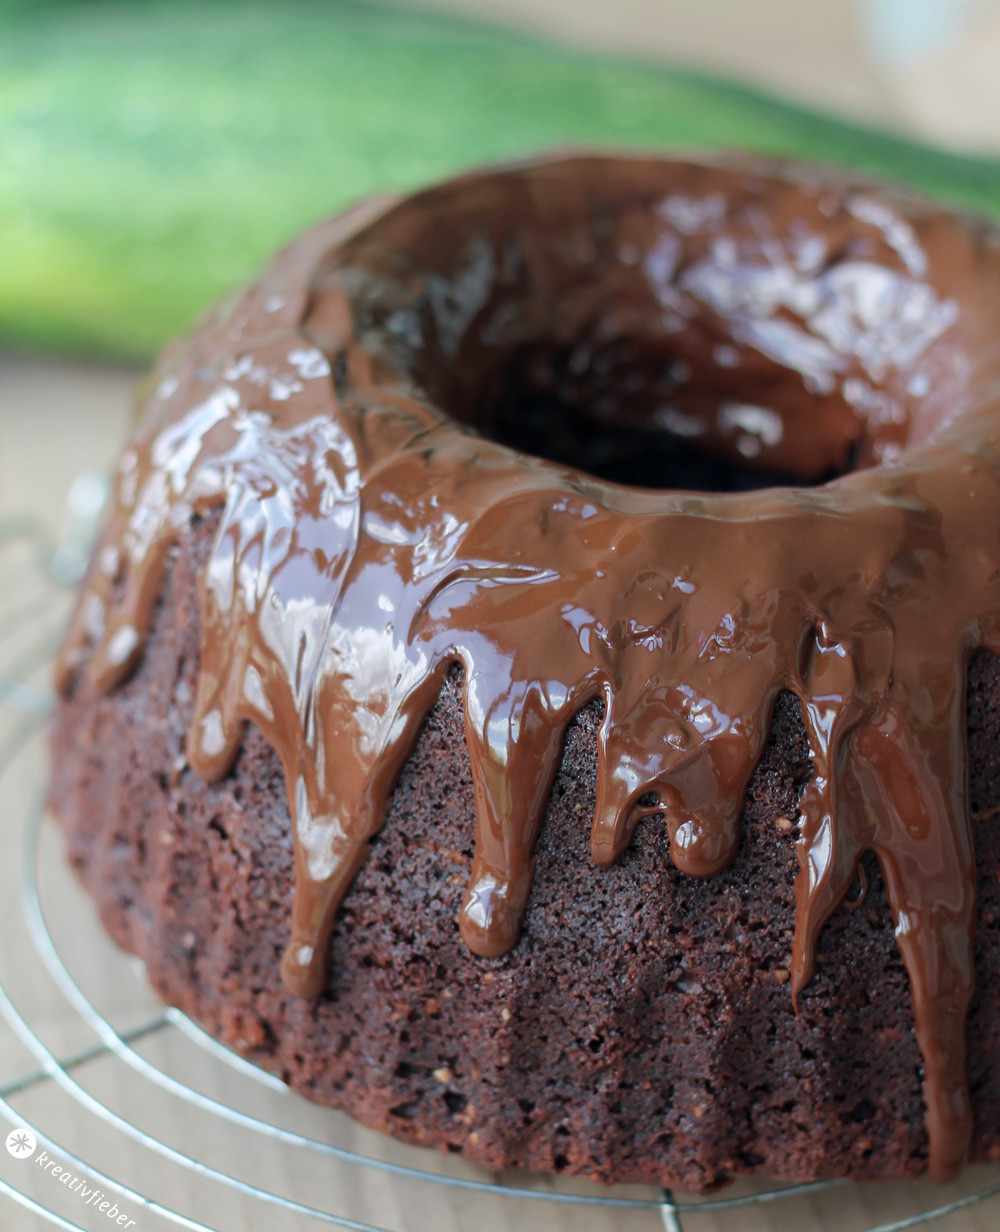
left=55, top=153, right=1000, bottom=1183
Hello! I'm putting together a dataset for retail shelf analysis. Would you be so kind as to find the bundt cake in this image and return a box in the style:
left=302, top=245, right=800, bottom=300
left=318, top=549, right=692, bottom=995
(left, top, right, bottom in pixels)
left=50, top=152, right=1000, bottom=1192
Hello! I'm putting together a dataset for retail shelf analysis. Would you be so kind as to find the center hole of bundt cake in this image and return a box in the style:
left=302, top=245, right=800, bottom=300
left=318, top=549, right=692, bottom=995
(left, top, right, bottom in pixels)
left=334, top=161, right=955, bottom=492
left=468, top=343, right=850, bottom=493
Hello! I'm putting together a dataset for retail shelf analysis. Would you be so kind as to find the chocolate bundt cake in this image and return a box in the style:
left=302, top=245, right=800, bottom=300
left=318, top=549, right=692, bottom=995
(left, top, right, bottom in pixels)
left=50, top=152, right=1000, bottom=1192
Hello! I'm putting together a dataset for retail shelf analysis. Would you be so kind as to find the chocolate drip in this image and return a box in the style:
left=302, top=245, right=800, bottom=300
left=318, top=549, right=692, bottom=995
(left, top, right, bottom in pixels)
left=55, top=154, right=1000, bottom=1182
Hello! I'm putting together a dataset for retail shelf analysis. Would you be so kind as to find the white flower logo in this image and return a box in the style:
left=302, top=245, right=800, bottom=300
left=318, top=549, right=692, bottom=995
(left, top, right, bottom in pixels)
left=5, top=1128, right=36, bottom=1159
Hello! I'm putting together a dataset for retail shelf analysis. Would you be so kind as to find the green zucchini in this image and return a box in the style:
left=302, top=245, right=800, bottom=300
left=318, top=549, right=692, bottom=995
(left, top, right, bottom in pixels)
left=1, top=0, right=997, bottom=360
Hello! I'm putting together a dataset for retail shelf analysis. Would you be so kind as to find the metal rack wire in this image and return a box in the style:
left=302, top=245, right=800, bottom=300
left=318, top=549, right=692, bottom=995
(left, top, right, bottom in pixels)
left=2, top=513, right=1000, bottom=1232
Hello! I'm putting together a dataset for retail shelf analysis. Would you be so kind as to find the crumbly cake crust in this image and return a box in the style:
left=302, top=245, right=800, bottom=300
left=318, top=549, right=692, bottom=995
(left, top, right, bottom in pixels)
left=50, top=516, right=1000, bottom=1191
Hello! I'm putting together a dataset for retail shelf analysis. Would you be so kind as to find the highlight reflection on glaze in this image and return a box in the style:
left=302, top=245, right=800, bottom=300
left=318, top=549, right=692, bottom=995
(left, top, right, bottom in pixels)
left=56, top=155, right=1000, bottom=1184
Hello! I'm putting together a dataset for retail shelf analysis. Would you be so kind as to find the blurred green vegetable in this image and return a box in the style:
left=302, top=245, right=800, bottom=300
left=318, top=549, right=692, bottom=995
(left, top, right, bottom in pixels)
left=1, top=0, right=997, bottom=360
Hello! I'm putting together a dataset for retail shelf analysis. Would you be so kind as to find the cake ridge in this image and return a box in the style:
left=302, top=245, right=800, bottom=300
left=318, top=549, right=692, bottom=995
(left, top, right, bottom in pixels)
left=54, top=153, right=1000, bottom=1183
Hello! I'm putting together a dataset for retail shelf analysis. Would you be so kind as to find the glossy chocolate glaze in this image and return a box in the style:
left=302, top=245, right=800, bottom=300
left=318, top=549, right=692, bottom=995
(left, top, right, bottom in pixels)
left=55, top=153, right=1000, bottom=1183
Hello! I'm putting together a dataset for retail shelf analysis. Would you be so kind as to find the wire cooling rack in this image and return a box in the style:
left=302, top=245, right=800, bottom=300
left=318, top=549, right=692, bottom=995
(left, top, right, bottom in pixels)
left=3, top=511, right=1000, bottom=1232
